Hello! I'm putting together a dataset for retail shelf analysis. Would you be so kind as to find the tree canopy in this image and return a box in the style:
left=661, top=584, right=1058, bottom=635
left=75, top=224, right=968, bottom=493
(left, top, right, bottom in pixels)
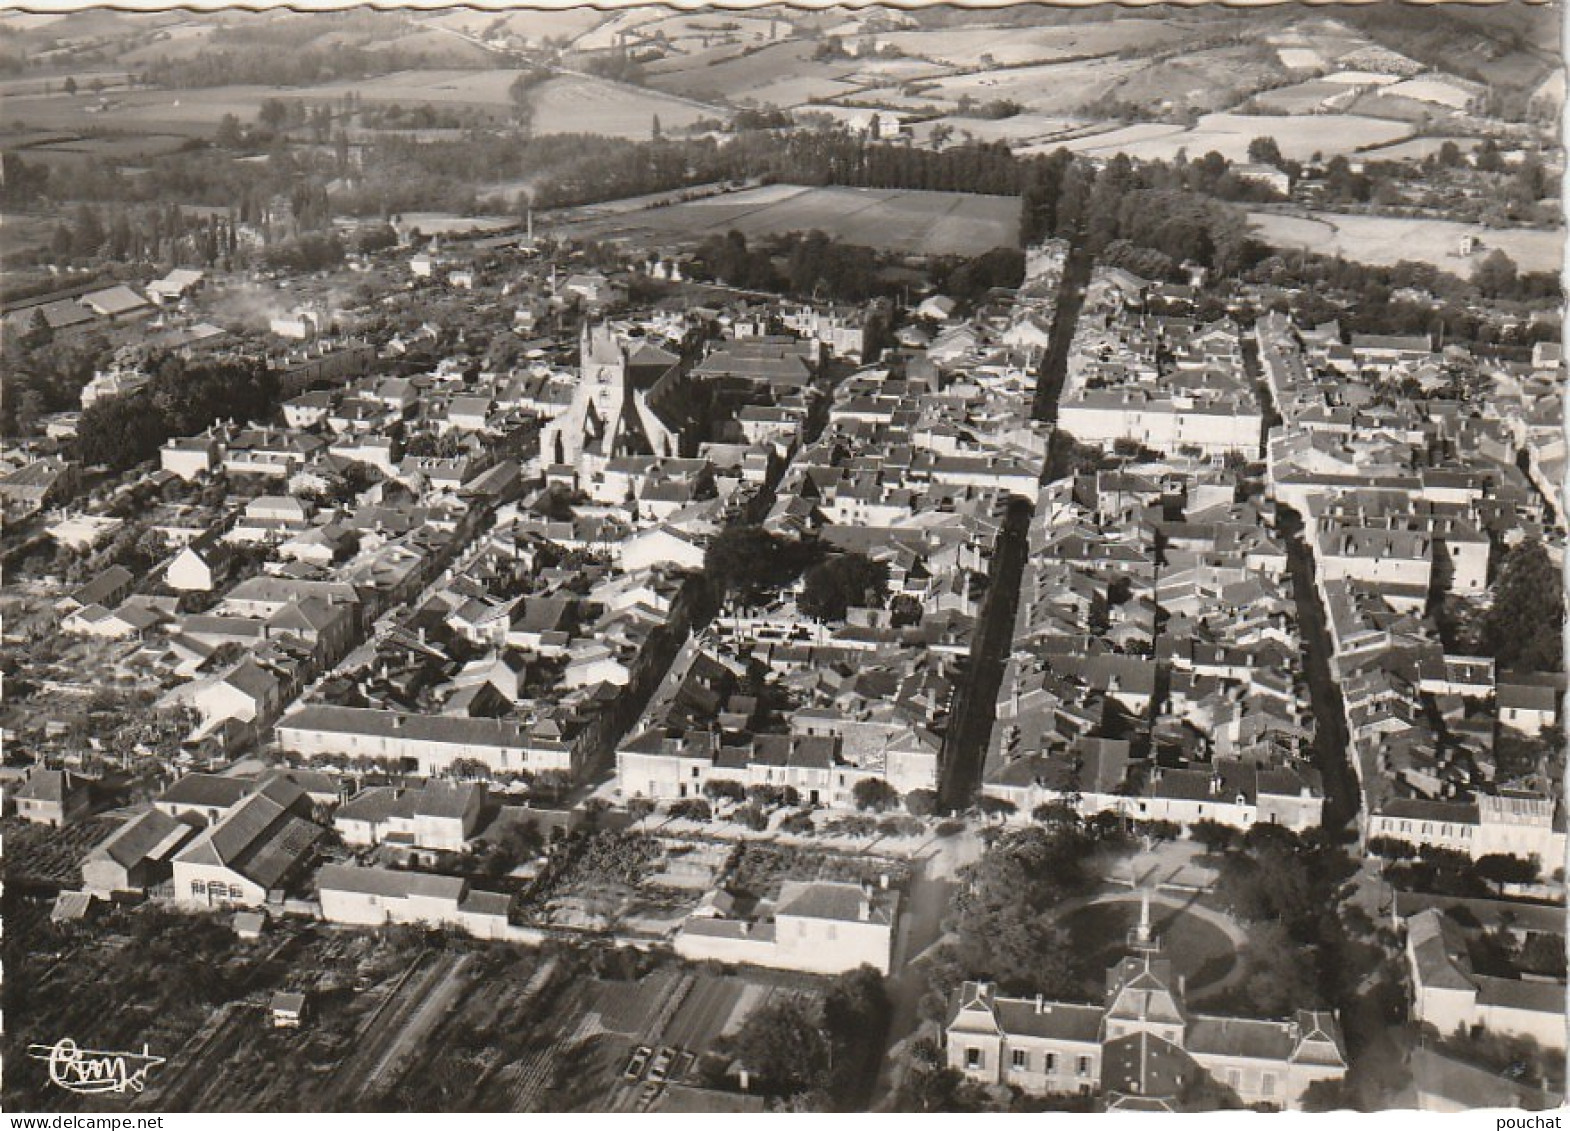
left=931, top=819, right=1102, bottom=998
left=798, top=552, right=889, bottom=622
left=1481, top=540, right=1563, bottom=672
left=76, top=357, right=277, bottom=472
left=853, top=778, right=900, bottom=812
left=723, top=965, right=889, bottom=1105
left=703, top=525, right=822, bottom=607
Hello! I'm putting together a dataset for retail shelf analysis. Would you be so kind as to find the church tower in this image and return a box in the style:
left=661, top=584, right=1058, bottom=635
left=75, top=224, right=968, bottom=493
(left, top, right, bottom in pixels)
left=581, top=321, right=628, bottom=423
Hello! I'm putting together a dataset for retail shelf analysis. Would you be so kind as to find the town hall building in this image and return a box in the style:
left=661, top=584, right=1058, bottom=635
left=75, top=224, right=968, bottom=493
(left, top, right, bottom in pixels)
left=944, top=893, right=1349, bottom=1110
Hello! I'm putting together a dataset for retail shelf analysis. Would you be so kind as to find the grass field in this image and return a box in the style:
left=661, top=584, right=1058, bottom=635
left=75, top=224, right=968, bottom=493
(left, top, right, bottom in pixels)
left=1384, top=75, right=1480, bottom=110
left=413, top=8, right=605, bottom=47
left=1110, top=43, right=1285, bottom=115
left=3, top=86, right=295, bottom=135
left=116, top=21, right=219, bottom=66
left=1358, top=135, right=1483, bottom=162
left=1249, top=209, right=1565, bottom=274
left=1275, top=46, right=1328, bottom=71
left=1250, top=79, right=1357, bottom=115
left=1065, top=111, right=1413, bottom=162
left=283, top=70, right=720, bottom=139
left=558, top=183, right=1020, bottom=256
left=13, top=132, right=193, bottom=173
left=1320, top=70, right=1404, bottom=86
left=645, top=41, right=861, bottom=108
left=1059, top=898, right=1238, bottom=1002
left=877, top=56, right=1146, bottom=116
left=1349, top=90, right=1444, bottom=124
left=874, top=18, right=1181, bottom=69
left=2, top=70, right=722, bottom=143
left=908, top=112, right=1084, bottom=148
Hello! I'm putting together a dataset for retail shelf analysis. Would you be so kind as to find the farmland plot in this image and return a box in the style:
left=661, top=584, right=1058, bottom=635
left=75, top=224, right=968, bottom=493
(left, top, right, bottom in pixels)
left=3, top=85, right=301, bottom=135
left=908, top=112, right=1084, bottom=148
left=896, top=56, right=1146, bottom=116
left=1358, top=135, right=1484, bottom=162
left=1249, top=210, right=1565, bottom=274
left=1066, top=111, right=1412, bottom=162
left=646, top=41, right=860, bottom=108
left=276, top=70, right=721, bottom=138
left=561, top=184, right=1020, bottom=256
left=873, top=18, right=1180, bottom=69
left=1249, top=79, right=1358, bottom=115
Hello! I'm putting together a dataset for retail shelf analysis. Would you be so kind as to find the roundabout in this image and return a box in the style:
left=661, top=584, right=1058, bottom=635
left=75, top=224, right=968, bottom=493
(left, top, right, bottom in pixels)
left=1055, top=888, right=1248, bottom=1004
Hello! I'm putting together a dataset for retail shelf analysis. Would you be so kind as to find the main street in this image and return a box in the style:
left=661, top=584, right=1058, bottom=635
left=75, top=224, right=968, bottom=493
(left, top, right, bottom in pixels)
left=939, top=234, right=1095, bottom=811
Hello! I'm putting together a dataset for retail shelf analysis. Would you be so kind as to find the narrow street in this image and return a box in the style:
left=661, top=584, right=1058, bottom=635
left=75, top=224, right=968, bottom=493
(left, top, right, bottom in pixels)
left=1242, top=334, right=1359, bottom=834
left=936, top=493, right=1031, bottom=811
left=1030, top=235, right=1094, bottom=423
left=1278, top=505, right=1361, bottom=833
left=940, top=234, right=1094, bottom=811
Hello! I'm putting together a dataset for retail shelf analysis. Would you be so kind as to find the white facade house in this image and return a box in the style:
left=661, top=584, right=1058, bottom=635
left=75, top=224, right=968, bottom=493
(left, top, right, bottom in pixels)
left=160, top=436, right=220, bottom=481
left=1365, top=794, right=1566, bottom=875
left=276, top=704, right=579, bottom=777
left=332, top=781, right=485, bottom=851
left=317, top=864, right=514, bottom=940
left=673, top=880, right=898, bottom=975
left=170, top=782, right=324, bottom=908
left=1404, top=908, right=1565, bottom=1051
left=1058, top=391, right=1261, bottom=458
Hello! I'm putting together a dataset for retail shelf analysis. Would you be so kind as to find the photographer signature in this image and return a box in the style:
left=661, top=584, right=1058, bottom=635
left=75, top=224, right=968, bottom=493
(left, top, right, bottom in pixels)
left=26, top=1038, right=165, bottom=1095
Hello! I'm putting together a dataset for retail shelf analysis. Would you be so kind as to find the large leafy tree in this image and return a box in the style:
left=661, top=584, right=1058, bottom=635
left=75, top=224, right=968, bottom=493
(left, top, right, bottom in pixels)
left=725, top=967, right=889, bottom=1102
left=1238, top=921, right=1324, bottom=1015
left=722, top=999, right=828, bottom=1093
left=77, top=357, right=277, bottom=472
left=798, top=552, right=888, bottom=622
left=852, top=778, right=899, bottom=812
left=704, top=526, right=820, bottom=608
left=1482, top=540, right=1563, bottom=672
left=934, top=821, right=1100, bottom=997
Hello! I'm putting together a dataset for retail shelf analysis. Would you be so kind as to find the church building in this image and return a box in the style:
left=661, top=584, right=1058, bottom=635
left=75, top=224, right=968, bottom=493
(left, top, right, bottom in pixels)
left=540, top=323, right=694, bottom=481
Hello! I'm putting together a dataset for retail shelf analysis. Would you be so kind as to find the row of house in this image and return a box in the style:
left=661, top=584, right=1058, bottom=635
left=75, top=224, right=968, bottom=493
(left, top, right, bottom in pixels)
left=615, top=251, right=1061, bottom=811
left=1058, top=287, right=1262, bottom=459
left=980, top=461, right=1326, bottom=833
left=1257, top=311, right=1565, bottom=875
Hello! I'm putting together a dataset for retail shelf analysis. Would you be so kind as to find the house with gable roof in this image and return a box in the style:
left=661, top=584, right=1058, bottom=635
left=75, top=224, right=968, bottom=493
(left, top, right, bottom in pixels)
left=317, top=864, right=514, bottom=939
left=171, top=779, right=325, bottom=908
left=333, top=780, right=485, bottom=852
left=673, top=878, right=899, bottom=975
left=82, top=808, right=197, bottom=895
left=1403, top=907, right=1565, bottom=1051
left=12, top=768, right=93, bottom=827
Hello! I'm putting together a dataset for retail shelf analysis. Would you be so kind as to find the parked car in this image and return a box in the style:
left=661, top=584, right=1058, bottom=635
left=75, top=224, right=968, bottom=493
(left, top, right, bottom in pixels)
left=623, top=1045, right=652, bottom=1082
left=647, top=1047, right=675, bottom=1084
